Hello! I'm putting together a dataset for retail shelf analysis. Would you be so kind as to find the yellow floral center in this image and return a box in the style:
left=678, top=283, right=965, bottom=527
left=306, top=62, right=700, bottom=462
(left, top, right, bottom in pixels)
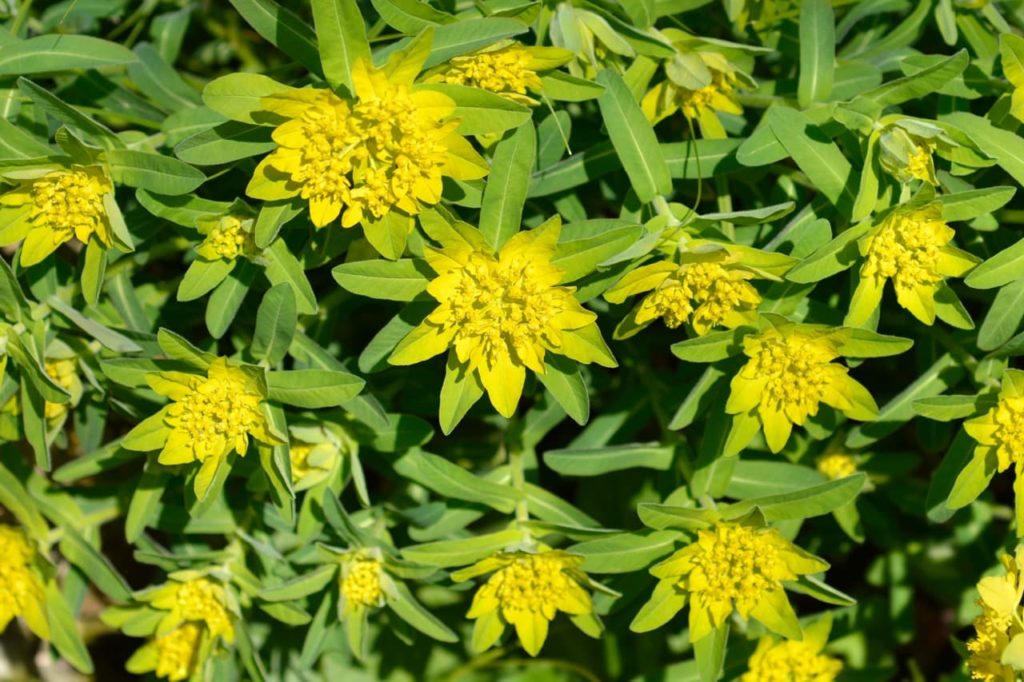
left=487, top=553, right=576, bottom=616
left=442, top=46, right=538, bottom=97
left=29, top=167, right=111, bottom=247
left=174, top=579, right=233, bottom=637
left=341, top=558, right=384, bottom=608
left=289, top=442, right=316, bottom=482
left=44, top=358, right=77, bottom=420
left=204, top=216, right=250, bottom=259
left=154, top=623, right=202, bottom=682
left=745, top=332, right=837, bottom=420
left=816, top=453, right=858, bottom=480
left=169, top=373, right=263, bottom=461
left=968, top=612, right=1014, bottom=682
left=686, top=524, right=788, bottom=610
left=444, top=252, right=570, bottom=367
left=986, top=397, right=1024, bottom=468
left=742, top=639, right=842, bottom=682
left=0, top=526, right=43, bottom=626
left=641, top=262, right=759, bottom=334
left=282, top=88, right=449, bottom=225
left=905, top=145, right=933, bottom=182
left=677, top=72, right=735, bottom=119
left=862, top=209, right=952, bottom=292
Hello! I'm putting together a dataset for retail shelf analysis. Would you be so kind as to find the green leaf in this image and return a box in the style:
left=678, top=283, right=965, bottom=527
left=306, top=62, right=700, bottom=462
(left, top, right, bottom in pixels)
left=45, top=583, right=94, bottom=674
left=670, top=327, right=750, bottom=362
left=228, top=0, right=323, bottom=77
left=260, top=565, right=337, bottom=602
left=480, top=123, right=536, bottom=251
left=725, top=460, right=826, bottom=498
left=106, top=149, right=205, bottom=195
left=332, top=259, right=431, bottom=301
left=858, top=49, right=968, bottom=109
left=203, top=73, right=293, bottom=125
left=47, top=297, right=143, bottom=353
left=940, top=186, right=1016, bottom=223
left=136, top=189, right=231, bottom=227
left=913, top=394, right=991, bottom=421
left=18, top=78, right=119, bottom=148
left=845, top=353, right=964, bottom=448
left=767, top=106, right=856, bottom=212
left=832, top=327, right=913, bottom=358
left=255, top=199, right=304, bottom=248
left=59, top=529, right=132, bottom=602
left=415, top=83, right=531, bottom=135
left=595, top=69, right=672, bottom=203
left=385, top=581, right=459, bottom=642
left=174, top=121, right=275, bottom=165
left=535, top=354, right=589, bottom=426
left=944, top=112, right=1024, bottom=188
left=178, top=259, right=234, bottom=302
left=798, top=0, right=834, bottom=107
left=401, top=528, right=525, bottom=567
left=439, top=353, right=484, bottom=435
left=125, top=455, right=167, bottom=543
left=264, top=239, right=318, bottom=314
left=81, top=239, right=106, bottom=307
left=979, top=278, right=1024, bottom=351
left=544, top=443, right=674, bottom=476
left=0, top=463, right=48, bottom=539
left=0, top=35, right=135, bottom=75
left=694, top=622, right=728, bottom=682
left=371, top=0, right=452, bottom=33
left=267, top=369, right=365, bottom=408
left=637, top=503, right=716, bottom=531
left=419, top=18, right=528, bottom=67
left=157, top=328, right=216, bottom=368
left=722, top=474, right=867, bottom=521
left=252, top=284, right=297, bottom=366
left=553, top=220, right=643, bottom=282
left=311, top=0, right=371, bottom=95
left=966, top=238, right=1024, bottom=290
left=128, top=43, right=201, bottom=111
left=570, top=531, right=680, bottom=573
left=394, top=449, right=518, bottom=512
left=786, top=221, right=868, bottom=283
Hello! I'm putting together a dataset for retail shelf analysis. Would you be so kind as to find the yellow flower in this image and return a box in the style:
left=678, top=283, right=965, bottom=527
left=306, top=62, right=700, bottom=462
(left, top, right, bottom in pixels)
left=647, top=521, right=828, bottom=642
left=195, top=213, right=254, bottom=261
left=389, top=218, right=616, bottom=418
left=604, top=244, right=792, bottom=338
left=725, top=322, right=878, bottom=453
left=961, top=370, right=1024, bottom=533
left=642, top=51, right=745, bottom=130
left=247, top=39, right=488, bottom=253
left=340, top=555, right=385, bottom=614
left=847, top=204, right=978, bottom=326
left=44, top=357, right=81, bottom=421
left=123, top=357, right=280, bottom=498
left=741, top=617, right=843, bottom=682
left=966, top=550, right=1024, bottom=682
left=428, top=42, right=573, bottom=105
left=817, top=453, right=858, bottom=480
left=148, top=577, right=235, bottom=643
left=0, top=525, right=49, bottom=640
left=452, top=550, right=599, bottom=657
left=0, top=165, right=114, bottom=267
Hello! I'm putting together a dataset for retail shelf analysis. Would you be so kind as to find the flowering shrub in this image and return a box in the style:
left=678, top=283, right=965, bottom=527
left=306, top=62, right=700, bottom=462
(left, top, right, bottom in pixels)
left=5, top=0, right=1024, bottom=680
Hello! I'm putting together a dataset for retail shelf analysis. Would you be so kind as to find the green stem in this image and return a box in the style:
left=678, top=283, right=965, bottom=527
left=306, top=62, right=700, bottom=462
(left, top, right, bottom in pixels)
left=507, top=422, right=529, bottom=524
left=10, top=0, right=34, bottom=36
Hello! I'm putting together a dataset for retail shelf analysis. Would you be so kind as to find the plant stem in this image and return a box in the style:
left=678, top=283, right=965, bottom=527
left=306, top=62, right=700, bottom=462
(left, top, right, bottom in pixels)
left=507, top=421, right=529, bottom=524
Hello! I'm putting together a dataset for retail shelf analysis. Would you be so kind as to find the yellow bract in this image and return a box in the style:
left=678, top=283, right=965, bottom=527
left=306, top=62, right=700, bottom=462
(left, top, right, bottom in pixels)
left=125, top=357, right=280, bottom=498
left=389, top=218, right=615, bottom=417
left=0, top=165, right=114, bottom=267
left=967, top=550, right=1024, bottom=682
left=741, top=632, right=842, bottom=682
left=0, top=525, right=49, bottom=640
left=340, top=555, right=385, bottom=612
left=452, top=550, right=596, bottom=657
left=650, top=521, right=827, bottom=642
left=848, top=204, right=978, bottom=326
left=726, top=324, right=877, bottom=453
left=247, top=47, right=487, bottom=240
left=643, top=51, right=744, bottom=133
left=817, top=453, right=858, bottom=480
left=429, top=43, right=573, bottom=105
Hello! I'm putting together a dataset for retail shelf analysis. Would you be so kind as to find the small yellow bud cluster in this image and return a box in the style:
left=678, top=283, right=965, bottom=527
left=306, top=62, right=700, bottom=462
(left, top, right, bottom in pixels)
left=44, top=358, right=77, bottom=420
left=486, top=553, right=576, bottom=619
left=442, top=46, right=539, bottom=98
left=638, top=262, right=760, bottom=334
left=862, top=208, right=951, bottom=294
left=0, top=526, right=46, bottom=637
left=202, top=215, right=251, bottom=260
left=966, top=552, right=1024, bottom=682
left=154, top=622, right=202, bottom=682
left=741, top=638, right=843, bottom=682
left=687, top=524, right=785, bottom=613
left=341, top=557, right=384, bottom=608
left=816, top=453, right=858, bottom=480
left=174, top=578, right=234, bottom=638
left=29, top=167, right=111, bottom=247
left=746, top=333, right=835, bottom=423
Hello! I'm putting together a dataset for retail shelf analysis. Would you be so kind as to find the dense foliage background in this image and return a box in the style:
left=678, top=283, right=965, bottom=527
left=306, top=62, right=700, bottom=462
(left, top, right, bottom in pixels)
left=4, top=0, right=1024, bottom=680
